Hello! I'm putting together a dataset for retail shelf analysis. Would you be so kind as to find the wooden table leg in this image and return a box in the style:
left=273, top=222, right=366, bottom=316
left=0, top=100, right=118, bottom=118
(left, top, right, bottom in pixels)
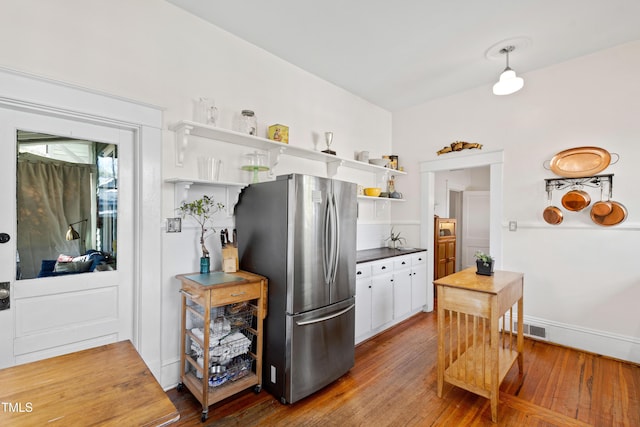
left=436, top=285, right=444, bottom=398
left=490, top=300, right=499, bottom=423
left=517, top=296, right=524, bottom=374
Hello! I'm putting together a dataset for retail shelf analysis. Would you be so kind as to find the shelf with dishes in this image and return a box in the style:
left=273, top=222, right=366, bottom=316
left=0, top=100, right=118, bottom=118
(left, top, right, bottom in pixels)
left=357, top=195, right=406, bottom=202
left=170, top=120, right=407, bottom=178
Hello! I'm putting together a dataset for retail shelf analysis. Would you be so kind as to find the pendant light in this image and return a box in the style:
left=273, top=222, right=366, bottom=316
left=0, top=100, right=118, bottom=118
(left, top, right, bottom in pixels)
left=492, top=45, right=524, bottom=95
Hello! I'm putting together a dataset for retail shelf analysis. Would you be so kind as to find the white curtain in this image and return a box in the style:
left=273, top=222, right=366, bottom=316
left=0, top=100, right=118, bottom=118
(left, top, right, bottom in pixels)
left=17, top=153, right=94, bottom=279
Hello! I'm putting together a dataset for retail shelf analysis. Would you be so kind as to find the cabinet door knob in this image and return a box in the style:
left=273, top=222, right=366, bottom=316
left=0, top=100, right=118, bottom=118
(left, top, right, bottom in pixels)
left=357, top=271, right=362, bottom=275
left=381, top=266, right=386, bottom=270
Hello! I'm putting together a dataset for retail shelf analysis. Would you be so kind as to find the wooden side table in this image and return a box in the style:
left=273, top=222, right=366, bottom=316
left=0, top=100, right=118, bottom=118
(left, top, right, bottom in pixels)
left=434, top=268, right=524, bottom=423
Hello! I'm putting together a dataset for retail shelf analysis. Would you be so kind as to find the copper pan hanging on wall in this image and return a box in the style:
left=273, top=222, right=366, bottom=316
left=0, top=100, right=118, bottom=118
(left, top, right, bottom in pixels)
left=543, top=190, right=563, bottom=225
left=590, top=200, right=627, bottom=226
left=543, top=205, right=563, bottom=225
left=590, top=181, right=613, bottom=217
left=561, top=189, right=591, bottom=212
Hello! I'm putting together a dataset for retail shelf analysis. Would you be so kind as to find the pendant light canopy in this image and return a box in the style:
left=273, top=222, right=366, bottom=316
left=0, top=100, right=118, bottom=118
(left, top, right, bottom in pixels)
left=492, top=46, right=524, bottom=96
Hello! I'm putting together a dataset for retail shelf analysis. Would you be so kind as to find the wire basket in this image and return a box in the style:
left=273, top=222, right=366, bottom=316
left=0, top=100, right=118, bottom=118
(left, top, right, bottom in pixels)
left=208, top=355, right=254, bottom=388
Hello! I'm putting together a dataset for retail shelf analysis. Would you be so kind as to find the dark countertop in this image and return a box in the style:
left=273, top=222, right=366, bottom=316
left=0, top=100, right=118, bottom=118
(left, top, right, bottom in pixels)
left=356, top=247, right=427, bottom=264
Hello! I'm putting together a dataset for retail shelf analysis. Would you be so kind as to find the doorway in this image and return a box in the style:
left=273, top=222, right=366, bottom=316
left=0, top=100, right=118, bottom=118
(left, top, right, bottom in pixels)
left=448, top=189, right=463, bottom=271
left=419, top=150, right=504, bottom=312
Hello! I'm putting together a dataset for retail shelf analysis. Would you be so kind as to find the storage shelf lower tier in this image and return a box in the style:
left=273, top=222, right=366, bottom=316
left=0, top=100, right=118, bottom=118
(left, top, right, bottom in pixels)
left=443, top=344, right=519, bottom=396
left=182, top=371, right=259, bottom=406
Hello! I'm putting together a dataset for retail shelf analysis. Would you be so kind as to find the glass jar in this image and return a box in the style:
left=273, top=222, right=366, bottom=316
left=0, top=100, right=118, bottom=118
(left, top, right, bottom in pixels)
left=240, top=110, right=257, bottom=136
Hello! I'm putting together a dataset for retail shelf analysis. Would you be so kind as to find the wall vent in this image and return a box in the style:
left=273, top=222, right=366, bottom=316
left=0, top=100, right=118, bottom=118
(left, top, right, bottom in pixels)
left=514, top=321, right=547, bottom=340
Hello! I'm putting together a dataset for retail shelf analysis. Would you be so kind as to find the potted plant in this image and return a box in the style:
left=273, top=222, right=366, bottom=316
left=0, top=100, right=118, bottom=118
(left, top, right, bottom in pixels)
left=177, top=195, right=225, bottom=274
left=385, top=227, right=406, bottom=249
left=474, top=251, right=494, bottom=276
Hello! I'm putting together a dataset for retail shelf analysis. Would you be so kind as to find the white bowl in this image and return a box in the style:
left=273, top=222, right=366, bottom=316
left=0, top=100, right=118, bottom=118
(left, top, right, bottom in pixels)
left=368, top=158, right=388, bottom=167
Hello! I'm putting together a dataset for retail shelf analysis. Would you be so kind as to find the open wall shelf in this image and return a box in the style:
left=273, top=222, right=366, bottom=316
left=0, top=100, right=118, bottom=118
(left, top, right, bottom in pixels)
left=171, top=120, right=407, bottom=178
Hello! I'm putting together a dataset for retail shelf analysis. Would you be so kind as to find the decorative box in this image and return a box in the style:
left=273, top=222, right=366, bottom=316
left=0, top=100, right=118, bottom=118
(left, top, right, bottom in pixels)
left=268, top=124, right=289, bottom=144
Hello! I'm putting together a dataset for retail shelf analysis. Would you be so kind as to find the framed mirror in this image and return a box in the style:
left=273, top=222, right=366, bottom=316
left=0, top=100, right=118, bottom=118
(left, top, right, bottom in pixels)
left=16, top=130, right=118, bottom=279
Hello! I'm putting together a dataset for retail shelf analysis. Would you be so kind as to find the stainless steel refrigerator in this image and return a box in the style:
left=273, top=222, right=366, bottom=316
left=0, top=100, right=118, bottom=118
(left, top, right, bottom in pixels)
left=235, top=173, right=357, bottom=404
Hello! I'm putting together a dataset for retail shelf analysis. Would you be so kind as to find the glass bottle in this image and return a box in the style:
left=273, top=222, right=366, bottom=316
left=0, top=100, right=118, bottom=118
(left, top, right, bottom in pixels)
left=241, top=110, right=257, bottom=136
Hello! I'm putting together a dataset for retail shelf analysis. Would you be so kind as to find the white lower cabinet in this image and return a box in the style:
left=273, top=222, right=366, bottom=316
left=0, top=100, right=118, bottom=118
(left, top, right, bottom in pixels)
left=371, top=273, right=394, bottom=329
left=410, top=253, right=428, bottom=311
left=355, top=265, right=372, bottom=339
left=393, top=258, right=412, bottom=319
left=355, top=251, right=428, bottom=344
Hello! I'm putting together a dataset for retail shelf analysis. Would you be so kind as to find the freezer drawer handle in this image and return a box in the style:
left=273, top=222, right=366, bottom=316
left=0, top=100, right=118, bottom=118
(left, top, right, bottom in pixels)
left=295, top=304, right=355, bottom=326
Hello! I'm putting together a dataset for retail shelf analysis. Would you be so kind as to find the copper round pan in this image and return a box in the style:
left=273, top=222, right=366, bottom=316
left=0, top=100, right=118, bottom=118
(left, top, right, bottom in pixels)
left=561, top=189, right=591, bottom=211
left=549, top=146, right=611, bottom=178
left=591, top=184, right=613, bottom=216
left=590, top=201, right=627, bottom=226
left=543, top=205, right=563, bottom=225
left=591, top=200, right=613, bottom=216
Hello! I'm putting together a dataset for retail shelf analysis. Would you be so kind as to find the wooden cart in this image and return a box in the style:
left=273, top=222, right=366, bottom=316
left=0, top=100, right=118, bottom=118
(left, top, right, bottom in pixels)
left=176, top=270, right=267, bottom=422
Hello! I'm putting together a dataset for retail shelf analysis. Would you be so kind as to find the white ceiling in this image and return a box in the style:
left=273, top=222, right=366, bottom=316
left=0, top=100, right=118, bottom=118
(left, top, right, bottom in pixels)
left=166, top=0, right=640, bottom=111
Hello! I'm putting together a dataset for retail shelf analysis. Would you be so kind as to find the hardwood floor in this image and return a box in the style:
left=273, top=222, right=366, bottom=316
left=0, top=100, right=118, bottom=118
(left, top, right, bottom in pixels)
left=167, top=312, right=640, bottom=426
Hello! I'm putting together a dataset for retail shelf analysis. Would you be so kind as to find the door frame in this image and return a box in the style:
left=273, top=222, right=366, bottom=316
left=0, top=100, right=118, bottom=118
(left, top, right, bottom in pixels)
left=420, top=150, right=504, bottom=311
left=0, top=67, right=163, bottom=377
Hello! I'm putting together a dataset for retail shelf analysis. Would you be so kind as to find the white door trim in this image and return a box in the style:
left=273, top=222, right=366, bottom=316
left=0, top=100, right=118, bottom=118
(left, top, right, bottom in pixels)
left=0, top=67, right=163, bottom=378
left=420, top=150, right=504, bottom=311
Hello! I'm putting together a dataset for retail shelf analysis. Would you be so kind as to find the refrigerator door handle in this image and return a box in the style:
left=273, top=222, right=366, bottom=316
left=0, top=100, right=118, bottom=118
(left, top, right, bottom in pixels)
left=323, top=194, right=333, bottom=285
left=295, top=304, right=355, bottom=326
left=331, top=193, right=340, bottom=284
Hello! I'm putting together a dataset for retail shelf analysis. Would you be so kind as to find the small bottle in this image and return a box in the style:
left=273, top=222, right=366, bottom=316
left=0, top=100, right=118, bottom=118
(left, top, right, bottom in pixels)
left=200, top=256, right=210, bottom=274
left=241, top=110, right=257, bottom=136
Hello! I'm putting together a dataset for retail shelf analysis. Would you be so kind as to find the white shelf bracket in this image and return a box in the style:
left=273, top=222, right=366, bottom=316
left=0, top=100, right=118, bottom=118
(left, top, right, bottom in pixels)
left=224, top=186, right=244, bottom=217
left=326, top=159, right=344, bottom=177
left=175, top=124, right=194, bottom=167
left=174, top=181, right=194, bottom=207
left=267, top=146, right=286, bottom=177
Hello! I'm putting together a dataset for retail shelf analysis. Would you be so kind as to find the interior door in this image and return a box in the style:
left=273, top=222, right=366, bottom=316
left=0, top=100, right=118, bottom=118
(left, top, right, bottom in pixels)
left=462, top=190, right=490, bottom=268
left=0, top=108, right=134, bottom=367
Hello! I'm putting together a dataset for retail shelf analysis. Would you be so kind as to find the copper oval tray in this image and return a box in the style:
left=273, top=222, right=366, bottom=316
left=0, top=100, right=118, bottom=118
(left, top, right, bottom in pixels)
left=549, top=147, right=611, bottom=178
left=590, top=201, right=627, bottom=226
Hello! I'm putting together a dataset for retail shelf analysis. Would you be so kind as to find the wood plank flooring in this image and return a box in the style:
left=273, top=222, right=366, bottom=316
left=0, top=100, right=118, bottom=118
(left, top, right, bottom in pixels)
left=167, top=312, right=640, bottom=426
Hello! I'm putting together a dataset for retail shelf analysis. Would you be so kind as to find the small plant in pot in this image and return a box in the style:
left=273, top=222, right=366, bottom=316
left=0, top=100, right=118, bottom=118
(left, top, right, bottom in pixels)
left=474, top=251, right=494, bottom=276
left=385, top=227, right=406, bottom=249
left=177, top=195, right=225, bottom=274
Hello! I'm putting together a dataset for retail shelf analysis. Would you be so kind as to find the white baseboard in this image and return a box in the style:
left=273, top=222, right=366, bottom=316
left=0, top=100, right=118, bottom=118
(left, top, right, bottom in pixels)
left=510, top=314, right=640, bottom=364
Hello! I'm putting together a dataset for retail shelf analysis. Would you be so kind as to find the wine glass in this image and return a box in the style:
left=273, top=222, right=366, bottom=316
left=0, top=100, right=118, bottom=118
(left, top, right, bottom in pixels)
left=322, top=131, right=335, bottom=155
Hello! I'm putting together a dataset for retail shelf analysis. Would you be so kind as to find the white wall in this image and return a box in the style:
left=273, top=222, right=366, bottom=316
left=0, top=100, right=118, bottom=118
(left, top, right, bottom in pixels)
left=0, top=0, right=393, bottom=388
left=392, top=41, right=640, bottom=362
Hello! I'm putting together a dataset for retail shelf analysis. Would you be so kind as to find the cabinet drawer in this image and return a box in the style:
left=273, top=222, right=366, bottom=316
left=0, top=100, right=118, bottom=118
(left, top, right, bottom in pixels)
left=210, top=281, right=262, bottom=306
left=371, top=260, right=393, bottom=275
left=356, top=264, right=372, bottom=280
left=394, top=257, right=411, bottom=270
left=412, top=252, right=427, bottom=266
